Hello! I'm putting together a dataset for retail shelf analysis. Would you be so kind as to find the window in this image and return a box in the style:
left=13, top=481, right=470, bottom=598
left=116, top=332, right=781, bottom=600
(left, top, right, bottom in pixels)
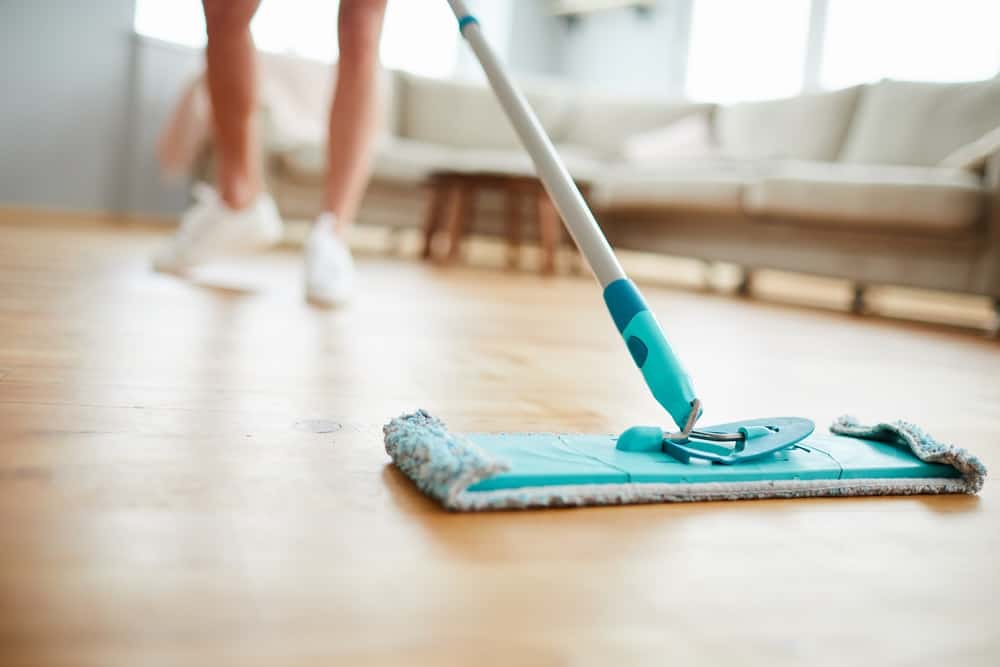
left=133, top=0, right=459, bottom=78
left=820, top=0, right=1000, bottom=88
left=686, top=0, right=812, bottom=102
left=380, top=0, right=459, bottom=79
left=133, top=0, right=207, bottom=50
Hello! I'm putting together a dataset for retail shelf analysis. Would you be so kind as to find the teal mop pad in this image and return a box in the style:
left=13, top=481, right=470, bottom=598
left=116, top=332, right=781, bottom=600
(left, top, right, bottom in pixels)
left=384, top=412, right=985, bottom=511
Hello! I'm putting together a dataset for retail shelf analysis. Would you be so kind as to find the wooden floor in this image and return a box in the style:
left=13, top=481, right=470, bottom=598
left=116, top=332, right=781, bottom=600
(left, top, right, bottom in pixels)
left=1, top=216, right=998, bottom=666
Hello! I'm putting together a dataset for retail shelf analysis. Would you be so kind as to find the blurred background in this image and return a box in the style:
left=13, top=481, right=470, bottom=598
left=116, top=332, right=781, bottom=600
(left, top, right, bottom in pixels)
left=2, top=0, right=999, bottom=330
left=2, top=0, right=997, bottom=217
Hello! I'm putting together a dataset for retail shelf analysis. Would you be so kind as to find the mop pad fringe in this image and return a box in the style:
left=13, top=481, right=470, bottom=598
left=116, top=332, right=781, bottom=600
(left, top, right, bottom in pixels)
left=383, top=410, right=509, bottom=508
left=829, top=415, right=986, bottom=493
left=384, top=411, right=986, bottom=511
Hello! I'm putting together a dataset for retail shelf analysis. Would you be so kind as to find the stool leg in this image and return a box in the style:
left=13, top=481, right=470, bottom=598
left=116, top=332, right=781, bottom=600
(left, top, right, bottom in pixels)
left=850, top=284, right=867, bottom=315
left=445, top=182, right=475, bottom=264
left=988, top=298, right=1000, bottom=338
left=537, top=191, right=561, bottom=275
left=421, top=179, right=447, bottom=260
left=505, top=181, right=522, bottom=269
left=736, top=267, right=753, bottom=297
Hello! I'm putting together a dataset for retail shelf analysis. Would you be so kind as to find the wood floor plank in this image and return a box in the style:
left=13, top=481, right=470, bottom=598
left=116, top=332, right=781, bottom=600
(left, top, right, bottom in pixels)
left=0, top=214, right=998, bottom=666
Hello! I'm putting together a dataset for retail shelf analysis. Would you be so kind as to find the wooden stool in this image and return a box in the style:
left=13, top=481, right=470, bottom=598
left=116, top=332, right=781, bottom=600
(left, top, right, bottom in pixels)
left=422, top=171, right=591, bottom=275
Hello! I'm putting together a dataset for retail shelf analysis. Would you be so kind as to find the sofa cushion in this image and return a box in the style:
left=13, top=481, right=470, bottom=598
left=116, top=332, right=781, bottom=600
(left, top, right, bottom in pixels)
left=840, top=79, right=1000, bottom=166
left=939, top=124, right=1000, bottom=170
left=593, top=159, right=761, bottom=212
left=563, top=92, right=714, bottom=158
left=279, top=139, right=459, bottom=185
left=372, top=139, right=463, bottom=184
left=276, top=139, right=604, bottom=186
left=743, top=161, right=984, bottom=231
left=621, top=112, right=717, bottom=163
left=716, top=86, right=861, bottom=161
left=257, top=55, right=399, bottom=149
left=397, top=72, right=572, bottom=150
left=257, top=52, right=333, bottom=150
left=440, top=143, right=604, bottom=180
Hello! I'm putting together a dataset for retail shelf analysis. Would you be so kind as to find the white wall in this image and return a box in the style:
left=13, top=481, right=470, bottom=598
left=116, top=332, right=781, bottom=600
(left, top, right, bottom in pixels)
left=556, top=0, right=691, bottom=96
left=0, top=1, right=201, bottom=217
left=122, top=37, right=203, bottom=217
left=453, top=0, right=567, bottom=80
left=506, top=0, right=567, bottom=77
left=0, top=0, right=137, bottom=212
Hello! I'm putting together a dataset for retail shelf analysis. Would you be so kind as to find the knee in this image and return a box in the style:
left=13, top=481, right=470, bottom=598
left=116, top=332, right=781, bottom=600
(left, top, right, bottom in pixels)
left=338, top=0, right=388, bottom=58
left=203, top=0, right=256, bottom=39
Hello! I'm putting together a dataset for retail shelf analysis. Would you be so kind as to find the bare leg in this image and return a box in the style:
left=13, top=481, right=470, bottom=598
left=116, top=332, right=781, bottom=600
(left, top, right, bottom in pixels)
left=321, top=0, right=388, bottom=233
left=203, top=0, right=262, bottom=210
left=153, top=0, right=281, bottom=274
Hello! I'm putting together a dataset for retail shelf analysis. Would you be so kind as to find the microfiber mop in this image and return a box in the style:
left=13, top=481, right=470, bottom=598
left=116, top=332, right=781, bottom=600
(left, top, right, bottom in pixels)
left=382, top=1, right=987, bottom=511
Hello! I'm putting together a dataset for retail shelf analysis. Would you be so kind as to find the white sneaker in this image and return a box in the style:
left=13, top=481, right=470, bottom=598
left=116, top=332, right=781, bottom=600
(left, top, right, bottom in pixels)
left=153, top=183, right=284, bottom=273
left=304, top=213, right=355, bottom=305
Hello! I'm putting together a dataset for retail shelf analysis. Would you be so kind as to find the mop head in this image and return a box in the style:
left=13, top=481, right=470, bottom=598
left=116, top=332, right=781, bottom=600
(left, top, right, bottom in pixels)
left=383, top=411, right=986, bottom=511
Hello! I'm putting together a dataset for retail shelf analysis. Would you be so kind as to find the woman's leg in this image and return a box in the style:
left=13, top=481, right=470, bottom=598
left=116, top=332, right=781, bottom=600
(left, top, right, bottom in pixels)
left=321, top=0, right=389, bottom=232
left=152, top=0, right=283, bottom=274
left=202, top=0, right=263, bottom=210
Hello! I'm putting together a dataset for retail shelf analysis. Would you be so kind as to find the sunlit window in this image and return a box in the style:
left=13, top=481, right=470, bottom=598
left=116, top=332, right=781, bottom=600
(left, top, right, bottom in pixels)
left=133, top=0, right=458, bottom=78
left=686, top=0, right=811, bottom=102
left=821, top=0, right=1000, bottom=88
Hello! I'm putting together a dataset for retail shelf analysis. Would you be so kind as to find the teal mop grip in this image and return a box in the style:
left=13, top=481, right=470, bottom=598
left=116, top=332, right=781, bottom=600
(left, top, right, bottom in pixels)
left=603, top=279, right=697, bottom=429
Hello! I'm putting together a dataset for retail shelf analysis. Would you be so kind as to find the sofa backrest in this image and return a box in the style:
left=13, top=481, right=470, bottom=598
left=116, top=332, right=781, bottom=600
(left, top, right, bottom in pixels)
left=715, top=86, right=861, bottom=162
left=256, top=54, right=400, bottom=147
left=257, top=52, right=334, bottom=148
left=562, top=91, right=714, bottom=157
left=839, top=78, right=1000, bottom=166
left=396, top=72, right=572, bottom=150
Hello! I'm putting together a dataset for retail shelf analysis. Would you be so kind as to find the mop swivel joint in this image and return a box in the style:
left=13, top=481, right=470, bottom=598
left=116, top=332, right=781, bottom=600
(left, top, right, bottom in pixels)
left=617, top=410, right=816, bottom=465
left=663, top=397, right=705, bottom=441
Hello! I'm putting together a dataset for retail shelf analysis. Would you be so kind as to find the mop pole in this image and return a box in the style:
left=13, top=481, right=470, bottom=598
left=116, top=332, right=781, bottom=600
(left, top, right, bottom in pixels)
left=445, top=0, right=700, bottom=433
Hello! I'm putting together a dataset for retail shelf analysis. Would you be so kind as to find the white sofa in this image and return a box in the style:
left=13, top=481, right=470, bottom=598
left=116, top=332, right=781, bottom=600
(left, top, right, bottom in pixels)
left=186, top=55, right=1000, bottom=302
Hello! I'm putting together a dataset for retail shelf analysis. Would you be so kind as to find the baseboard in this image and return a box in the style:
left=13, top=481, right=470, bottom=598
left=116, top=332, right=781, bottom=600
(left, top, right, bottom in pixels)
left=0, top=205, right=176, bottom=227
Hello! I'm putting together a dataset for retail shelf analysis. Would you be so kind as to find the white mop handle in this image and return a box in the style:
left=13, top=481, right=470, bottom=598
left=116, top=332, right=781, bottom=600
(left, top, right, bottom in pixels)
left=445, top=0, right=626, bottom=288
